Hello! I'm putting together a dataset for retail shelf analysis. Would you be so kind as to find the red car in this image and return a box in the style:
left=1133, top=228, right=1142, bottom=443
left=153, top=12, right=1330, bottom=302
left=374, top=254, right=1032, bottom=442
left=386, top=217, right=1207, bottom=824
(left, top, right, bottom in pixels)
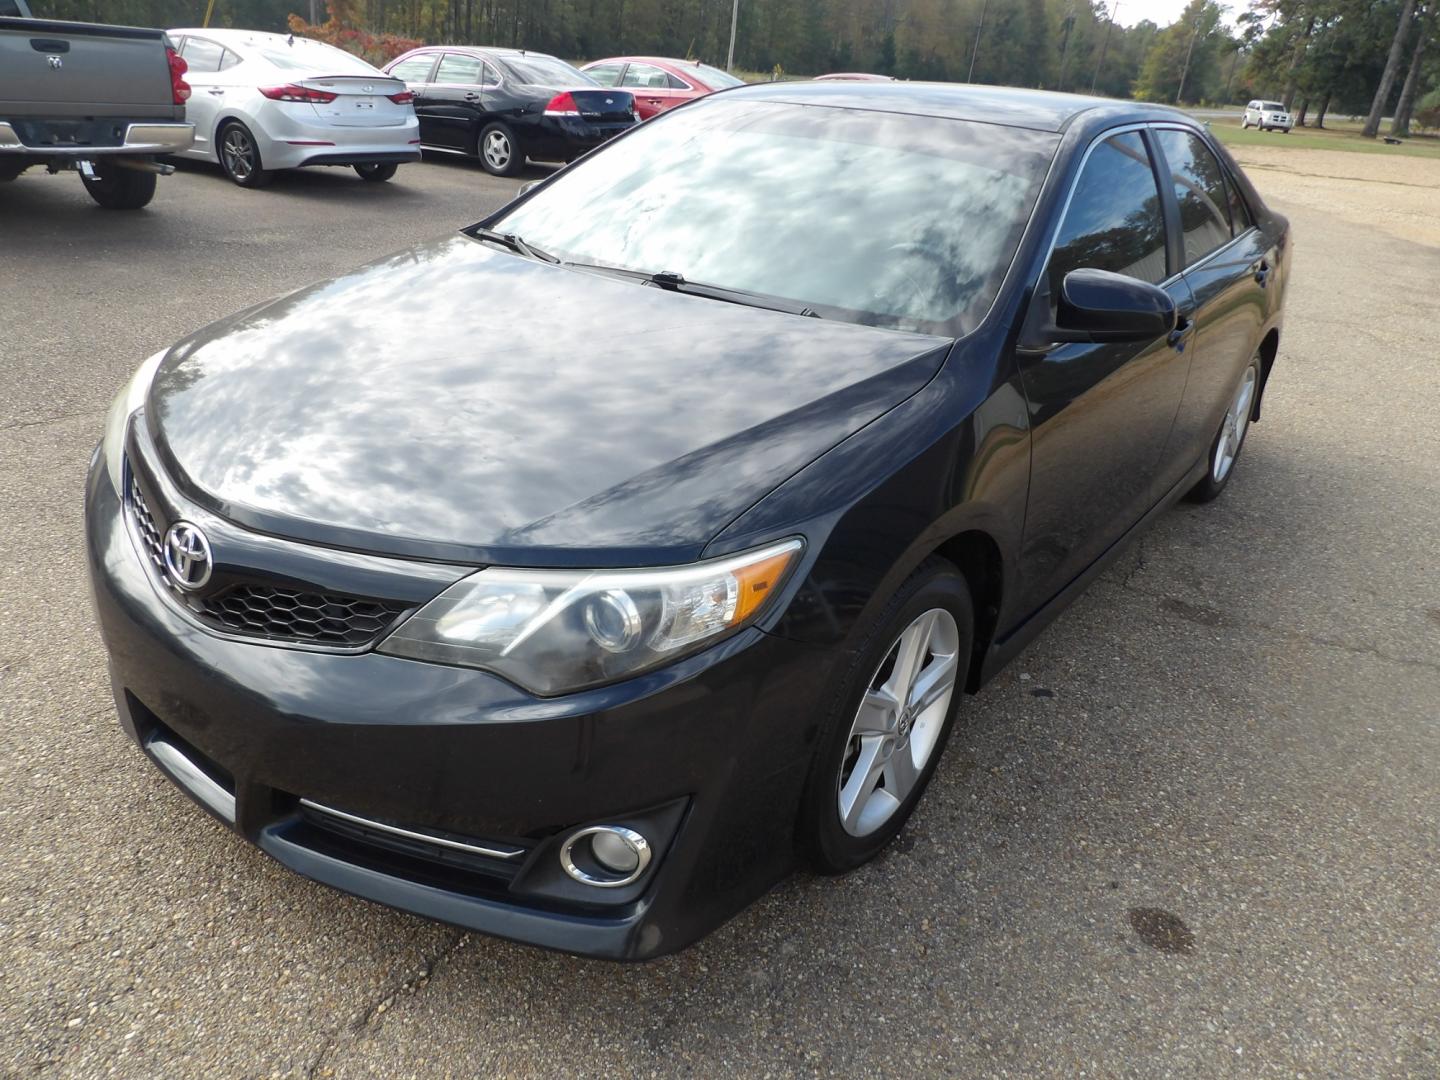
left=580, top=56, right=744, bottom=119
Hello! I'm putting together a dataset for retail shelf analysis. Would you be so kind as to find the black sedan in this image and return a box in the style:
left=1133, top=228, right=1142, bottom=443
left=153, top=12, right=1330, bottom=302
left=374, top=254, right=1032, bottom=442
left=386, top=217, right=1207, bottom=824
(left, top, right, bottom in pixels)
left=383, top=46, right=637, bottom=175
left=86, top=81, right=1287, bottom=960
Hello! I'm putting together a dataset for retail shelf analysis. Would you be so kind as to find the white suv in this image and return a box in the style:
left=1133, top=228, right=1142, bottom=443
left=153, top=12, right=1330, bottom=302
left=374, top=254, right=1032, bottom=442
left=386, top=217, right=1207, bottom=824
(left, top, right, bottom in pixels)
left=1243, top=100, right=1292, bottom=133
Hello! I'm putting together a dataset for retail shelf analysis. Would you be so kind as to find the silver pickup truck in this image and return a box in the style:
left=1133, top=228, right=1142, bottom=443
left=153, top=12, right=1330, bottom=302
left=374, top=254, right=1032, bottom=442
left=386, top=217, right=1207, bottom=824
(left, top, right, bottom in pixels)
left=0, top=0, right=193, bottom=208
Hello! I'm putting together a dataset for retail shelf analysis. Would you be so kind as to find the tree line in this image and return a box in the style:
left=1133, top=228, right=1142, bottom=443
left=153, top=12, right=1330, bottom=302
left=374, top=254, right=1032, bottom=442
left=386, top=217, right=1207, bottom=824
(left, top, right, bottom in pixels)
left=33, top=0, right=1440, bottom=133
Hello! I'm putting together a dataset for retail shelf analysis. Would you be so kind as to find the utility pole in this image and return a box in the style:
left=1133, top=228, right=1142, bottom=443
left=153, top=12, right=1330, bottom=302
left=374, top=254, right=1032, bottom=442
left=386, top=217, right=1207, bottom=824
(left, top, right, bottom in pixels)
left=1057, top=3, right=1076, bottom=91
left=726, top=0, right=739, bottom=71
left=1090, top=1, right=1118, bottom=93
left=967, top=0, right=989, bottom=83
left=1175, top=21, right=1201, bottom=105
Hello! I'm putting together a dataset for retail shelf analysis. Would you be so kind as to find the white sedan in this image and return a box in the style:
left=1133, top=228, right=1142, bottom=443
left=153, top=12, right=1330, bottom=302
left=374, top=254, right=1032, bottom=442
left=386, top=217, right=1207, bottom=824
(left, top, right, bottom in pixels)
left=168, top=29, right=421, bottom=187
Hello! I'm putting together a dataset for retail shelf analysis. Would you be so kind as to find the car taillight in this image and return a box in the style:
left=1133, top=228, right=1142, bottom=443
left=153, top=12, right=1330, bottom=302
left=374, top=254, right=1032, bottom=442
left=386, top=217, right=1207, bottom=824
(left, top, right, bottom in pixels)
left=167, top=46, right=190, bottom=105
left=543, top=91, right=580, bottom=116
left=388, top=89, right=414, bottom=104
left=260, top=84, right=339, bottom=104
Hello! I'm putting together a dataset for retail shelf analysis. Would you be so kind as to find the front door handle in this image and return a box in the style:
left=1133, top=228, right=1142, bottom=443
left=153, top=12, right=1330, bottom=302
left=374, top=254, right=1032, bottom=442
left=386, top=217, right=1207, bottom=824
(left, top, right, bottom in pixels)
left=1167, top=315, right=1194, bottom=350
left=1253, top=259, right=1271, bottom=286
left=464, top=92, right=480, bottom=101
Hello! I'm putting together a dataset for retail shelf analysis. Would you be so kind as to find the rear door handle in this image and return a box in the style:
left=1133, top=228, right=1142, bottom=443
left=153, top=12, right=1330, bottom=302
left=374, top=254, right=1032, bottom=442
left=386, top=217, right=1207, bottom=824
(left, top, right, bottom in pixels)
left=207, top=88, right=226, bottom=96
left=1167, top=315, right=1194, bottom=350
left=1253, top=259, right=1271, bottom=286
left=464, top=92, right=480, bottom=101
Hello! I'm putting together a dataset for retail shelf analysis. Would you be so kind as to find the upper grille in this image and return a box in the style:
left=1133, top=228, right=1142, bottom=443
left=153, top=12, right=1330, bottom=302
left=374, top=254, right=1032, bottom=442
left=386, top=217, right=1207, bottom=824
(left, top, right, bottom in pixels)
left=124, top=465, right=409, bottom=649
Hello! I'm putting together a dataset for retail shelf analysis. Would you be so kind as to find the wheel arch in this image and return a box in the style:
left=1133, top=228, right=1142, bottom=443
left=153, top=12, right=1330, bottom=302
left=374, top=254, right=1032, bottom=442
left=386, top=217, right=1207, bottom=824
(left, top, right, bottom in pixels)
left=930, top=529, right=1005, bottom=692
left=1254, top=326, right=1280, bottom=422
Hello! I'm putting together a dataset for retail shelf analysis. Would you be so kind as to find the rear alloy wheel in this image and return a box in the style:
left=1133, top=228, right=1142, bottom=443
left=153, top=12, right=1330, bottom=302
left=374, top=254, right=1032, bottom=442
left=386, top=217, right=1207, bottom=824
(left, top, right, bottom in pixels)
left=354, top=162, right=399, bottom=182
left=1187, top=355, right=1261, bottom=503
left=218, top=122, right=272, bottom=188
left=478, top=122, right=523, bottom=177
left=79, top=162, right=157, bottom=209
left=798, top=559, right=973, bottom=873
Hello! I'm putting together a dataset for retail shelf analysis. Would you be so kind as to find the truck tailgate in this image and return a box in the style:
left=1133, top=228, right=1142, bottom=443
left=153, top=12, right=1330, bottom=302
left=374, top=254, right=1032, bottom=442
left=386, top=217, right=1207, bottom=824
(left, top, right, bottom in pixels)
left=0, top=18, right=175, bottom=118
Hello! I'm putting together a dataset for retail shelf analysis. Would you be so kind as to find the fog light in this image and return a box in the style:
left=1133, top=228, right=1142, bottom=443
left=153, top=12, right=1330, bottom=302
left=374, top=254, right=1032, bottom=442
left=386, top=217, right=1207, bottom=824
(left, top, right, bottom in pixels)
left=560, top=825, right=652, bottom=887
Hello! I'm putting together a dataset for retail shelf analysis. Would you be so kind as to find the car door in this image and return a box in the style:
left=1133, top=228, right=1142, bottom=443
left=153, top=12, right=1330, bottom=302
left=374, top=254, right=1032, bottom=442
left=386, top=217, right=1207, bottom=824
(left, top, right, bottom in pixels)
left=177, top=36, right=233, bottom=160
left=387, top=52, right=439, bottom=144
left=619, top=63, right=685, bottom=119
left=422, top=52, right=495, bottom=151
left=1149, top=126, right=1272, bottom=492
left=1013, top=129, right=1196, bottom=614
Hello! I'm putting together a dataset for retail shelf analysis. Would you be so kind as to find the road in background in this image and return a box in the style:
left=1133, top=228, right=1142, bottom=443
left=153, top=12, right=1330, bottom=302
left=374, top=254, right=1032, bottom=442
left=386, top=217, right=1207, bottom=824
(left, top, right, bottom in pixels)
left=2, top=151, right=1438, bottom=1078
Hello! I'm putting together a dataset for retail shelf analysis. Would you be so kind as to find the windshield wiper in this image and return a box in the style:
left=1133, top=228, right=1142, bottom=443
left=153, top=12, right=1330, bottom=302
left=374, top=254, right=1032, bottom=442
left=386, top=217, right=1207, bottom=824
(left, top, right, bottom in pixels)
left=645, top=271, right=823, bottom=318
left=570, top=264, right=821, bottom=318
left=470, top=226, right=559, bottom=264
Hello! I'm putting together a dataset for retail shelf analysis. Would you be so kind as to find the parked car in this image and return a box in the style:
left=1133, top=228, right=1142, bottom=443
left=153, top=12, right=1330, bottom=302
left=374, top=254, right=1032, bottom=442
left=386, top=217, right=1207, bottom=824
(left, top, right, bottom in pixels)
left=814, top=72, right=896, bottom=81
left=0, top=0, right=192, bottom=208
left=165, top=29, right=419, bottom=187
left=87, top=81, right=1287, bottom=960
left=579, top=56, right=742, bottom=119
left=383, top=46, right=637, bottom=175
left=1242, top=99, right=1292, bottom=132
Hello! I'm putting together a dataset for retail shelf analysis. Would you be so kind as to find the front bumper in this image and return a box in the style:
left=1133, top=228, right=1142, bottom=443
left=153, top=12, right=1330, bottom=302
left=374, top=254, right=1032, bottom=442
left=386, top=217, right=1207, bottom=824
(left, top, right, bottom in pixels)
left=84, top=450, right=828, bottom=959
left=0, top=119, right=194, bottom=156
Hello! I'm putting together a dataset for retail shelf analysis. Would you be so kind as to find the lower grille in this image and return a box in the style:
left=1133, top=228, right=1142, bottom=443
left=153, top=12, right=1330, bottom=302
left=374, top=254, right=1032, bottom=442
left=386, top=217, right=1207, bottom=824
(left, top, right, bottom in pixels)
left=124, top=462, right=409, bottom=649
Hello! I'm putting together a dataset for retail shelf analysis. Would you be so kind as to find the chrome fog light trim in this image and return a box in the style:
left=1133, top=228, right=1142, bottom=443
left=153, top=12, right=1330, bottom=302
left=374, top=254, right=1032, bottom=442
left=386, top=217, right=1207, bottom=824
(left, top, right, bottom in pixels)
left=559, top=825, right=652, bottom=888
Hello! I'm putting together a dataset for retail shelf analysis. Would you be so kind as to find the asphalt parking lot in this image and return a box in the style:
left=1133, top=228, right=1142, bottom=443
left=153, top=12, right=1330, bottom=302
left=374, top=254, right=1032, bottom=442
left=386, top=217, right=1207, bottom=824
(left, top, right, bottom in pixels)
left=2, top=152, right=1438, bottom=1079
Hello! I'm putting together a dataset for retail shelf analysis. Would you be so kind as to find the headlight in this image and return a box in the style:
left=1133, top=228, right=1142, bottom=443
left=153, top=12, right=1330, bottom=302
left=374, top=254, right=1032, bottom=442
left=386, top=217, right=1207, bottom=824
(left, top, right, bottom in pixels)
left=102, top=350, right=166, bottom=492
left=376, top=538, right=804, bottom=695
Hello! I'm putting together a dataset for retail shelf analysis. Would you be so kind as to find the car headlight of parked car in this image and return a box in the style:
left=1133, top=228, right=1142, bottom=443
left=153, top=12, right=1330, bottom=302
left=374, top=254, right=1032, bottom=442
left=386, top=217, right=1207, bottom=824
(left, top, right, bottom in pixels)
left=102, top=350, right=166, bottom=493
left=377, top=538, right=803, bottom=695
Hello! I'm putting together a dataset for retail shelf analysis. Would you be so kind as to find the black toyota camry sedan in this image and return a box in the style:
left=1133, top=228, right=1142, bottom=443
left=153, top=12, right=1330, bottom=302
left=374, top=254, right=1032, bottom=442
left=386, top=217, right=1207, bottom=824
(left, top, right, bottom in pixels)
left=86, top=81, right=1287, bottom=960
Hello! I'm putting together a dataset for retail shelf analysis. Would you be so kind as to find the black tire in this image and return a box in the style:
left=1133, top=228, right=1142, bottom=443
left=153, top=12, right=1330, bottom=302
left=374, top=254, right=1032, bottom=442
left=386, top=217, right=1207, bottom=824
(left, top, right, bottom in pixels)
left=797, top=558, right=974, bottom=874
left=79, top=163, right=157, bottom=210
left=354, top=162, right=398, bottom=182
left=217, top=121, right=272, bottom=188
left=1186, top=354, right=1262, bottom=504
left=477, top=121, right=523, bottom=177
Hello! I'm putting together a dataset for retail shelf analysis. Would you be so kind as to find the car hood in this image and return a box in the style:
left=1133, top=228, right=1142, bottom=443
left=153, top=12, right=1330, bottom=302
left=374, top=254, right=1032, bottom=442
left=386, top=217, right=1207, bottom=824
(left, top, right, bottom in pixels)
left=147, top=236, right=950, bottom=566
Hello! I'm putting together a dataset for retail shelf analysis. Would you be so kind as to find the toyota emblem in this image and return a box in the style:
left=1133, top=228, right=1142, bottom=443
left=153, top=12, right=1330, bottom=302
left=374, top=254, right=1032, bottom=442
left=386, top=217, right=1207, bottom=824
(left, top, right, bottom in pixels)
left=163, top=521, right=213, bottom=591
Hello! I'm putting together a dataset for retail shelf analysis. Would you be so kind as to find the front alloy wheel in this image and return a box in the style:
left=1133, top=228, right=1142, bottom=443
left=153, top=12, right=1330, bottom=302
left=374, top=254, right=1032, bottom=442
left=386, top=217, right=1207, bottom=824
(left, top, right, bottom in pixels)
left=798, top=558, right=973, bottom=873
left=838, top=608, right=961, bottom=837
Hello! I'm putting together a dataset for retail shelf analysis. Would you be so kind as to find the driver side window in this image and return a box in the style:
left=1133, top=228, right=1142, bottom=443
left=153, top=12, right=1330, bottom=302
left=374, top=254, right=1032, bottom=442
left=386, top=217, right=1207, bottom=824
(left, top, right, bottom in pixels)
left=1048, top=131, right=1168, bottom=298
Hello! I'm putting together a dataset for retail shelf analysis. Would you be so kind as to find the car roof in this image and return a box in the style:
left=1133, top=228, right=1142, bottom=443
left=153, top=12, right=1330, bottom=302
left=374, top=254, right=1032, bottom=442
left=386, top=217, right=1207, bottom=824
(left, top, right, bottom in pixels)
left=728, top=80, right=1197, bottom=134
left=405, top=44, right=562, bottom=61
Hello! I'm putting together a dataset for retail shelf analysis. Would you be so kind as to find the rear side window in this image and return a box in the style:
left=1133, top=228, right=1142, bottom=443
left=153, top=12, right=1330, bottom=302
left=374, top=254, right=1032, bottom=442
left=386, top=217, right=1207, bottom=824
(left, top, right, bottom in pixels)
left=1225, top=172, right=1253, bottom=232
left=1154, top=129, right=1233, bottom=267
left=389, top=55, right=436, bottom=83
left=435, top=54, right=483, bottom=85
left=182, top=37, right=226, bottom=74
left=1049, top=131, right=1168, bottom=294
left=586, top=63, right=623, bottom=87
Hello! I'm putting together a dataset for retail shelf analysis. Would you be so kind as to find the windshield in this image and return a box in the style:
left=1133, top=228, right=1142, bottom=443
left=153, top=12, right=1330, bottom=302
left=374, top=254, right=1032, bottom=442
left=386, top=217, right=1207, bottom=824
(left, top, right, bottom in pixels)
left=253, top=42, right=384, bottom=74
left=1261, top=102, right=1285, bottom=111
left=686, top=62, right=745, bottom=88
left=493, top=97, right=1057, bottom=333
left=499, top=54, right=595, bottom=86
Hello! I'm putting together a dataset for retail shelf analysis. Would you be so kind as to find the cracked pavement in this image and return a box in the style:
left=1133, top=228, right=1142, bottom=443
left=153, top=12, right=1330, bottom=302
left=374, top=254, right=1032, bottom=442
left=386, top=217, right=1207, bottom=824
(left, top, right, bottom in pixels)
left=2, top=148, right=1438, bottom=1079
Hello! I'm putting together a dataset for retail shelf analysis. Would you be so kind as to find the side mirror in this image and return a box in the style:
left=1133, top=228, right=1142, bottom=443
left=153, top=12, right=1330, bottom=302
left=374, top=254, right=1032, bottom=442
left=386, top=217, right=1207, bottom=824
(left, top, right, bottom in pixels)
left=1046, top=268, right=1177, bottom=344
